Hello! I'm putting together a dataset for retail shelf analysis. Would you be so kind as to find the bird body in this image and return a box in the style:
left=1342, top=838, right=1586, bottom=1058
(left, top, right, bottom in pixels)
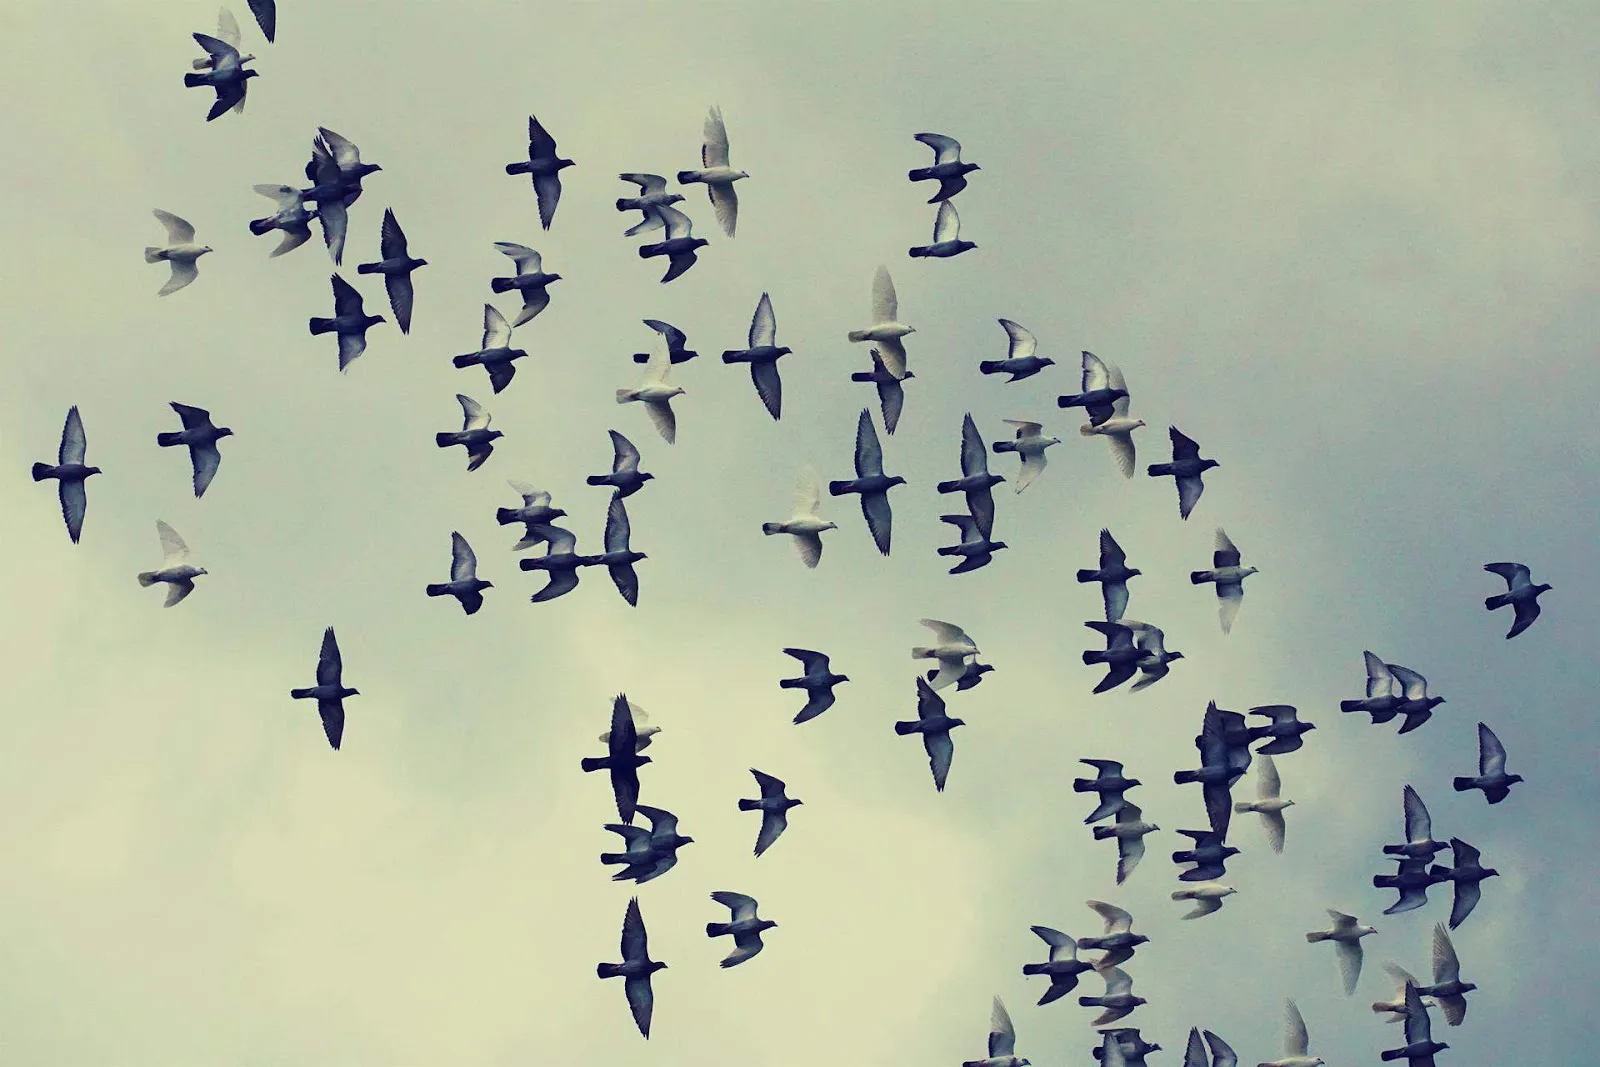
left=980, top=319, right=1053, bottom=381
left=1171, top=882, right=1235, bottom=919
left=894, top=677, right=966, bottom=791
left=355, top=208, right=425, bottom=333
left=1428, top=838, right=1498, bottom=929
left=829, top=408, right=905, bottom=555
left=308, top=274, right=385, bottom=370
left=637, top=205, right=707, bottom=283
left=1387, top=664, right=1445, bottom=734
left=739, top=769, right=801, bottom=855
left=1453, top=721, right=1523, bottom=803
left=32, top=405, right=101, bottom=543
left=908, top=132, right=980, bottom=202
left=505, top=115, right=573, bottom=230
left=1077, top=901, right=1148, bottom=967
left=249, top=184, right=318, bottom=257
left=720, top=292, right=790, bottom=419
left=1305, top=909, right=1376, bottom=994
left=1057, top=352, right=1129, bottom=423
left=1482, top=561, right=1550, bottom=638
left=846, top=266, right=914, bottom=377
left=909, top=199, right=976, bottom=257
left=677, top=106, right=746, bottom=237
left=518, top=524, right=589, bottom=602
left=912, top=618, right=980, bottom=689
left=597, top=897, right=665, bottom=1038
left=425, top=532, right=492, bottom=614
left=435, top=394, right=502, bottom=471
left=1171, top=827, right=1241, bottom=882
left=778, top=647, right=847, bottom=723
left=705, top=891, right=774, bottom=967
left=1022, top=926, right=1093, bottom=1005
left=616, top=173, right=685, bottom=236
left=1077, top=528, right=1141, bottom=621
left=183, top=33, right=258, bottom=120
left=1233, top=753, right=1293, bottom=851
left=1190, top=528, right=1257, bottom=634
left=145, top=210, right=212, bottom=295
left=580, top=493, right=647, bottom=606
left=288, top=627, right=358, bottom=749
left=1147, top=426, right=1218, bottom=519
left=489, top=241, right=560, bottom=325
left=1078, top=965, right=1145, bottom=1026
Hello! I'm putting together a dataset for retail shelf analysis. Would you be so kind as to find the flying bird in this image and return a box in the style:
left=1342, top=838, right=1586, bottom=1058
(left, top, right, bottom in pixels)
left=1190, top=528, right=1257, bottom=634
left=505, top=114, right=573, bottom=230
left=580, top=695, right=652, bottom=823
left=183, top=33, right=257, bottom=120
left=936, top=413, right=1005, bottom=538
left=308, top=274, right=385, bottom=371
left=434, top=394, right=502, bottom=472
left=489, top=241, right=561, bottom=327
left=1170, top=827, right=1240, bottom=882
left=587, top=430, right=653, bottom=499
left=300, top=128, right=382, bottom=262
left=631, top=319, right=699, bottom=365
left=739, top=769, right=801, bottom=856
left=1022, top=926, right=1094, bottom=1005
left=1171, top=882, right=1236, bottom=920
left=1078, top=901, right=1149, bottom=968
left=1183, top=1028, right=1238, bottom=1067
left=1057, top=351, right=1129, bottom=424
left=1387, top=663, right=1445, bottom=734
left=355, top=209, right=425, bottom=333
left=992, top=419, right=1060, bottom=493
left=596, top=897, right=665, bottom=1039
left=829, top=408, right=906, bottom=556
left=497, top=482, right=568, bottom=550
left=603, top=804, right=694, bottom=884
left=1174, top=702, right=1251, bottom=836
left=1374, top=856, right=1446, bottom=917
left=1429, top=838, right=1498, bottom=929
left=762, top=468, right=837, bottom=569
left=1259, top=999, right=1325, bottom=1067
left=846, top=265, right=915, bottom=378
left=145, top=210, right=212, bottom=296
left=779, top=648, right=848, bottom=723
left=518, top=523, right=589, bottom=602
left=248, top=184, right=318, bottom=257
left=191, top=8, right=254, bottom=69
left=616, top=173, right=685, bottom=237
left=705, top=892, right=776, bottom=968
left=962, top=996, right=1029, bottom=1067
left=850, top=348, right=912, bottom=435
left=31, top=405, right=101, bottom=543
left=1233, top=753, right=1293, bottom=852
left=617, top=342, right=687, bottom=444
left=1373, top=964, right=1433, bottom=1024
left=1121, top=620, right=1183, bottom=691
left=1092, top=802, right=1158, bottom=884
left=1341, top=651, right=1405, bottom=723
left=597, top=698, right=658, bottom=752
left=637, top=205, right=708, bottom=283
left=677, top=106, right=746, bottom=237
left=720, top=292, right=791, bottom=419
left=1147, top=427, right=1218, bottom=520
left=928, top=659, right=994, bottom=691
left=894, top=676, right=966, bottom=792
left=1412, top=923, right=1475, bottom=1026
left=1306, top=909, right=1376, bottom=995
left=424, top=532, right=492, bottom=615
left=1482, top=561, right=1551, bottom=638
left=157, top=402, right=232, bottom=498
left=1246, top=705, right=1314, bottom=754
left=1073, top=759, right=1142, bottom=824
left=980, top=319, right=1054, bottom=382
left=136, top=521, right=207, bottom=607
left=288, top=627, right=358, bottom=750
left=452, top=304, right=529, bottom=394
left=584, top=493, right=647, bottom=606
left=1078, top=966, right=1145, bottom=1026
left=1379, top=983, right=1449, bottom=1066
left=1079, top=362, right=1145, bottom=478
left=1453, top=721, right=1522, bottom=804
left=908, top=199, right=976, bottom=258
left=1076, top=528, right=1141, bottom=622
left=908, top=132, right=980, bottom=202
left=937, top=511, right=1008, bottom=574
left=912, top=618, right=980, bottom=690
left=1081, top=621, right=1143, bottom=694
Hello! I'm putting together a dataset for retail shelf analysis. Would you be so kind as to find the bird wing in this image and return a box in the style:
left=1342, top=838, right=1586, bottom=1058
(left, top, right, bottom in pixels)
left=379, top=207, right=408, bottom=259
left=1388, top=664, right=1428, bottom=700
left=915, top=673, right=946, bottom=722
left=924, top=725, right=955, bottom=791
left=920, top=618, right=974, bottom=648
left=1106, top=362, right=1131, bottom=417
left=604, top=493, right=632, bottom=554
left=1116, top=831, right=1146, bottom=885
left=1477, top=721, right=1507, bottom=776
left=657, top=204, right=692, bottom=241
left=1402, top=982, right=1432, bottom=1045
left=1257, top=753, right=1281, bottom=798
left=1088, top=900, right=1133, bottom=934
left=620, top=172, right=669, bottom=195
left=255, top=183, right=302, bottom=209
left=58, top=479, right=87, bottom=542
left=791, top=466, right=824, bottom=519
left=384, top=270, right=415, bottom=335
left=606, top=692, right=638, bottom=766
left=1283, top=998, right=1310, bottom=1056
left=932, top=200, right=959, bottom=242
left=958, top=412, right=990, bottom=477
left=1336, top=939, right=1364, bottom=995
left=914, top=131, right=962, bottom=164
left=747, top=292, right=778, bottom=348
left=1402, top=784, right=1432, bottom=842
left=1364, top=651, right=1398, bottom=699
left=1213, top=527, right=1241, bottom=568
left=189, top=441, right=222, bottom=498
left=1169, top=425, right=1202, bottom=461
left=456, top=393, right=490, bottom=431
left=998, top=318, right=1036, bottom=360
left=702, top=105, right=732, bottom=167
left=1483, top=561, right=1530, bottom=588
left=987, top=996, right=1016, bottom=1057
left=494, top=241, right=541, bottom=275
left=643, top=318, right=688, bottom=354
left=861, top=488, right=894, bottom=555
left=619, top=896, right=649, bottom=960
left=709, top=890, right=760, bottom=925
left=533, top=173, right=563, bottom=231
left=853, top=407, right=885, bottom=478
left=482, top=303, right=512, bottom=350
left=524, top=114, right=558, bottom=158
left=246, top=0, right=276, bottom=40
left=1004, top=418, right=1043, bottom=437
left=940, top=513, right=979, bottom=544
left=159, top=258, right=200, bottom=297
left=1450, top=837, right=1482, bottom=867
left=708, top=181, right=738, bottom=238
left=155, top=519, right=190, bottom=564
left=1431, top=922, right=1460, bottom=983
left=509, top=482, right=551, bottom=508
left=1262, top=807, right=1286, bottom=852
left=1080, top=350, right=1113, bottom=391
left=751, top=360, right=782, bottom=420
left=749, top=768, right=787, bottom=800
left=315, top=627, right=342, bottom=686
left=330, top=273, right=364, bottom=318
left=449, top=531, right=477, bottom=581
left=642, top=398, right=677, bottom=445
left=169, top=402, right=212, bottom=433
left=1217, top=583, right=1244, bottom=634
left=59, top=405, right=88, bottom=465
left=214, top=6, right=242, bottom=47
left=1015, top=448, right=1048, bottom=493
left=1104, top=430, right=1137, bottom=479
left=871, top=264, right=898, bottom=322
left=318, top=127, right=362, bottom=169
left=153, top=208, right=197, bottom=245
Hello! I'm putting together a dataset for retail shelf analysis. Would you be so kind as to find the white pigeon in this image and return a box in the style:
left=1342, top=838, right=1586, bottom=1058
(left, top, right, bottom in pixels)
left=761, top=467, right=837, bottom=568
left=597, top=699, right=659, bottom=753
left=616, top=338, right=686, bottom=445
left=1373, top=963, right=1434, bottom=1023
left=135, top=520, right=207, bottom=606
left=1078, top=362, right=1146, bottom=478
left=961, top=996, right=1029, bottom=1067
left=1233, top=753, right=1294, bottom=852
left=1171, top=882, right=1235, bottom=919
left=1191, top=528, right=1258, bottom=634
left=676, top=106, right=747, bottom=238
left=912, top=618, right=979, bottom=690
left=1305, top=909, right=1376, bottom=995
left=1092, top=802, right=1159, bottom=884
left=145, top=210, right=212, bottom=296
left=1258, top=999, right=1325, bottom=1067
left=994, top=419, right=1061, bottom=493
left=846, top=265, right=916, bottom=378
left=191, top=8, right=255, bottom=68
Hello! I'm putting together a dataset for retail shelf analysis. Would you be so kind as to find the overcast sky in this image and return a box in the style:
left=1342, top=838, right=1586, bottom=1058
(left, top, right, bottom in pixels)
left=2, top=1, right=1597, bottom=1064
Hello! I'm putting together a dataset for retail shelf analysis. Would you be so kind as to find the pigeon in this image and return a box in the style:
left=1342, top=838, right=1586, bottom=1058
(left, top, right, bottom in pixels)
left=157, top=402, right=233, bottom=498
left=1092, top=803, right=1158, bottom=884
left=1076, top=529, right=1141, bottom=622
left=936, top=413, right=1006, bottom=538
left=1387, top=664, right=1445, bottom=734
left=597, top=698, right=658, bottom=753
left=505, top=114, right=574, bottom=229
left=288, top=627, right=358, bottom=750
left=829, top=408, right=906, bottom=555
left=308, top=275, right=385, bottom=371
left=451, top=304, right=529, bottom=394
left=1429, top=838, right=1498, bottom=929
left=1081, top=621, right=1143, bottom=694
left=1077, top=901, right=1149, bottom=968
left=1373, top=964, right=1434, bottom=1024
left=1482, top=562, right=1551, bottom=638
left=1073, top=759, right=1142, bottom=824
left=191, top=8, right=254, bottom=69
left=1306, top=909, right=1376, bottom=995
left=1259, top=999, right=1325, bottom=1067
left=1147, top=427, right=1218, bottom=520
left=424, top=532, right=492, bottom=615
left=1022, top=926, right=1094, bottom=1005
left=908, top=132, right=980, bottom=202
left=518, top=523, right=588, bottom=602
left=962, top=996, right=1029, bottom=1067
left=928, top=659, right=995, bottom=691
left=894, top=676, right=966, bottom=792
left=1183, top=1029, right=1238, bottom=1067
left=1170, top=827, right=1241, bottom=882
left=603, top=804, right=694, bottom=883
left=582, top=493, right=647, bottom=606
left=846, top=265, right=915, bottom=378
left=355, top=209, right=425, bottom=333
left=497, top=482, right=568, bottom=550
left=1410, top=923, right=1475, bottom=1026
left=1341, top=651, right=1405, bottom=723
left=587, top=430, right=653, bottom=499
left=1095, top=1028, right=1163, bottom=1064
left=721, top=292, right=791, bottom=419
left=677, top=106, right=746, bottom=237
left=938, top=512, right=1008, bottom=574
left=245, top=0, right=275, bottom=41
left=705, top=891, right=775, bottom=968
left=1121, top=620, right=1183, bottom=691
left=1174, top=702, right=1250, bottom=836
left=596, top=897, right=665, bottom=1039
left=1453, top=722, right=1523, bottom=804
left=145, top=210, right=212, bottom=296
left=1246, top=705, right=1314, bottom=754
left=1078, top=966, right=1145, bottom=1026
left=1233, top=754, right=1293, bottom=851
left=616, top=173, right=686, bottom=237
left=631, top=319, right=699, bottom=365
left=434, top=394, right=502, bottom=472
left=1097, top=1032, right=1131, bottom=1067
left=1079, top=362, right=1146, bottom=478
left=1171, top=882, right=1236, bottom=919
left=135, top=521, right=207, bottom=607
left=992, top=419, right=1060, bottom=493
left=739, top=769, right=801, bottom=856
left=908, top=199, right=975, bottom=258
left=980, top=319, right=1054, bottom=382
left=1191, top=528, right=1258, bottom=634
left=912, top=618, right=980, bottom=690
left=248, top=184, right=318, bottom=257
left=31, top=406, right=101, bottom=543
left=1374, top=856, right=1447, bottom=916
left=580, top=695, right=652, bottom=823
left=778, top=648, right=848, bottom=723
left=1379, top=983, right=1449, bottom=1065
left=300, top=129, right=382, bottom=261
left=617, top=341, right=687, bottom=444
left=851, top=348, right=912, bottom=435
left=638, top=205, right=708, bottom=283
left=1057, top=351, right=1129, bottom=424
left=762, top=468, right=837, bottom=569
left=489, top=242, right=561, bottom=327
left=183, top=33, right=257, bottom=120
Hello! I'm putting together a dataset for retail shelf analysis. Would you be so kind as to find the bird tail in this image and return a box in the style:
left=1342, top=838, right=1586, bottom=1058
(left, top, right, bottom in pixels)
left=450, top=354, right=478, bottom=368
left=156, top=431, right=186, bottom=447
left=425, top=583, right=450, bottom=597
left=706, top=922, right=731, bottom=937
left=248, top=216, right=276, bottom=236
left=827, top=479, right=854, bottom=496
left=908, top=245, right=929, bottom=258
left=1077, top=997, right=1102, bottom=1008
left=1233, top=801, right=1253, bottom=813
left=355, top=263, right=381, bottom=275
left=1021, top=963, right=1049, bottom=976
left=489, top=277, right=517, bottom=293
left=598, top=852, right=632, bottom=865
left=308, top=317, right=336, bottom=335
left=1081, top=651, right=1105, bottom=665
left=144, top=246, right=166, bottom=263
left=737, top=798, right=761, bottom=811
left=978, top=360, right=1004, bottom=374
left=1057, top=393, right=1085, bottom=409
left=1147, top=463, right=1174, bottom=477
left=289, top=687, right=315, bottom=700
left=1190, top=570, right=1212, bottom=584
left=137, top=571, right=160, bottom=587
left=1305, top=931, right=1332, bottom=943
left=1075, top=569, right=1100, bottom=583
left=910, top=647, right=934, bottom=658
left=1452, top=776, right=1474, bottom=792
left=893, top=720, right=919, bottom=736
left=908, top=167, right=933, bottom=181
left=720, top=350, right=749, bottom=363
left=1070, top=779, right=1100, bottom=793
left=30, top=463, right=55, bottom=481
left=1339, top=699, right=1367, bottom=712
left=1173, top=769, right=1200, bottom=785
left=596, top=963, right=623, bottom=979
left=1380, top=844, right=1407, bottom=855
left=1426, top=865, right=1450, bottom=880
left=616, top=388, right=638, bottom=404
left=614, top=198, right=636, bottom=212
left=182, top=72, right=208, bottom=88
left=505, top=162, right=529, bottom=176
left=846, top=329, right=871, bottom=342
left=761, top=523, right=785, bottom=536
left=1379, top=1050, right=1408, bottom=1062
left=676, top=170, right=700, bottom=184
left=585, top=476, right=614, bottom=488
left=1484, top=593, right=1511, bottom=610
left=495, top=508, right=521, bottom=526
left=579, top=756, right=610, bottom=773
left=1091, top=826, right=1115, bottom=840
left=993, top=441, right=1017, bottom=453
left=934, top=478, right=962, bottom=494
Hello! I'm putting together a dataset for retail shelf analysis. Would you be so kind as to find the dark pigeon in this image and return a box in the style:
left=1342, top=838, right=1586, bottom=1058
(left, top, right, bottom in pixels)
left=1482, top=562, right=1551, bottom=639
left=581, top=493, right=647, bottom=607
left=1429, top=838, right=1498, bottom=929
left=720, top=292, right=791, bottom=419
left=638, top=205, right=707, bottom=284
left=1057, top=351, right=1128, bottom=424
left=850, top=348, right=912, bottom=435
left=157, top=402, right=232, bottom=498
left=1171, top=828, right=1241, bottom=882
left=288, top=627, right=358, bottom=750
left=829, top=408, right=906, bottom=556
left=1022, top=926, right=1094, bottom=1005
left=308, top=274, right=385, bottom=371
left=586, top=430, right=653, bottom=499
left=907, top=132, right=979, bottom=202
left=505, top=114, right=574, bottom=230
left=632, top=319, right=700, bottom=365
left=980, top=319, right=1054, bottom=382
left=451, top=304, right=529, bottom=394
left=1379, top=982, right=1449, bottom=1066
left=183, top=33, right=258, bottom=121
left=580, top=694, right=652, bottom=823
left=893, top=676, right=966, bottom=792
left=739, top=769, right=801, bottom=856
left=1081, top=621, right=1142, bottom=694
left=31, top=406, right=102, bottom=543
left=1146, top=426, right=1218, bottom=520
left=489, top=242, right=561, bottom=327
left=1340, top=650, right=1405, bottom=723
left=603, top=804, right=693, bottom=883
left=1076, top=528, right=1141, bottom=622
left=1453, top=721, right=1523, bottom=804
left=1073, top=759, right=1142, bottom=824
left=779, top=648, right=848, bottom=724
left=355, top=208, right=425, bottom=333
left=424, top=532, right=492, bottom=615
left=434, top=394, right=502, bottom=472
left=937, top=511, right=1008, bottom=574
left=1245, top=704, right=1315, bottom=754
left=935, top=413, right=1005, bottom=539
left=518, top=523, right=588, bottom=602
left=596, top=897, right=666, bottom=1039
left=706, top=892, right=776, bottom=968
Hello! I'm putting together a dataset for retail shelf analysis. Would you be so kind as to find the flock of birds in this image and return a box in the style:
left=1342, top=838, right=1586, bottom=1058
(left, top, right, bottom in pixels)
left=25, top=6, right=1562, bottom=1064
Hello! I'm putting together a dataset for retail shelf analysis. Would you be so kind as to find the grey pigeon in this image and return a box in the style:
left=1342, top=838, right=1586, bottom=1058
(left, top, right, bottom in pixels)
left=596, top=897, right=665, bottom=1039
left=249, top=184, right=318, bottom=257
left=991, top=419, right=1060, bottom=493
left=596, top=699, right=658, bottom=753
left=434, top=394, right=502, bottom=472
left=1092, top=802, right=1158, bottom=884
left=846, top=266, right=915, bottom=377
left=739, top=769, right=801, bottom=856
left=1482, top=561, right=1550, bottom=638
left=1453, top=721, right=1522, bottom=804
left=894, top=676, right=966, bottom=792
left=1429, top=838, right=1498, bottom=929
left=496, top=482, right=567, bottom=550
left=587, top=430, right=653, bottom=498
left=505, top=115, right=574, bottom=230
left=581, top=493, right=647, bottom=607
left=1173, top=702, right=1250, bottom=836
left=308, top=274, right=385, bottom=371
left=1147, top=426, right=1218, bottom=520
left=1374, top=856, right=1447, bottom=916
left=157, top=402, right=232, bottom=498
left=980, top=319, right=1054, bottom=382
left=1306, top=909, right=1377, bottom=995
left=1170, top=827, right=1241, bottom=881
left=638, top=205, right=707, bottom=284
left=616, top=173, right=685, bottom=237
left=1388, top=663, right=1445, bottom=734
left=1056, top=351, right=1128, bottom=424
left=31, top=405, right=101, bottom=543
left=1078, top=361, right=1146, bottom=478
left=1081, top=621, right=1142, bottom=694
left=191, top=8, right=253, bottom=69
left=424, top=531, right=492, bottom=614
left=580, top=694, right=652, bottom=823
left=518, top=523, right=588, bottom=602
left=144, top=210, right=212, bottom=295
left=1413, top=923, right=1475, bottom=1026
left=961, top=995, right=1029, bottom=1067
left=136, top=521, right=207, bottom=607
left=1021, top=926, right=1094, bottom=1006
left=938, top=511, right=1008, bottom=574
left=720, top=292, right=790, bottom=419
left=1078, top=966, right=1145, bottom=1026
left=1190, top=528, right=1257, bottom=634
left=1379, top=982, right=1448, bottom=1065
left=677, top=106, right=747, bottom=238
left=1341, top=651, right=1405, bottom=723
left=829, top=408, right=906, bottom=555
left=936, top=413, right=1005, bottom=538
left=300, top=130, right=382, bottom=264
left=355, top=209, right=425, bottom=333
left=489, top=242, right=560, bottom=327
left=183, top=33, right=257, bottom=121
left=1121, top=620, right=1183, bottom=691
left=1232, top=753, right=1293, bottom=851
left=603, top=804, right=693, bottom=883
left=288, top=627, right=357, bottom=750
left=1073, top=759, right=1142, bottom=824
left=246, top=0, right=275, bottom=41
left=850, top=348, right=912, bottom=435
left=1076, top=528, right=1140, bottom=622
left=705, top=891, right=775, bottom=968
left=908, top=199, right=976, bottom=258
left=928, top=659, right=994, bottom=691
left=908, top=132, right=979, bottom=202
left=452, top=304, right=529, bottom=394
left=1246, top=704, right=1314, bottom=754
left=631, top=319, right=699, bottom=365
left=1077, top=900, right=1149, bottom=968
left=779, top=648, right=848, bottom=724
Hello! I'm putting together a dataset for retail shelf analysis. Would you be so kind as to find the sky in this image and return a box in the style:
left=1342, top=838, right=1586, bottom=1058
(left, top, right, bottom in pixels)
left=2, top=1, right=1597, bottom=1063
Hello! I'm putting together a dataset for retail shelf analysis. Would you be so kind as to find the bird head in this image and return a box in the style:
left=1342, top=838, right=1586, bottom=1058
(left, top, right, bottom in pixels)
left=243, top=69, right=260, bottom=81
left=217, top=427, right=235, bottom=439
left=669, top=386, right=688, bottom=398
left=1132, top=996, right=1148, bottom=1007
left=488, top=430, right=506, bottom=442
left=1049, top=436, right=1063, bottom=446
left=1430, top=696, right=1447, bottom=708
left=888, top=475, right=908, bottom=488
left=86, top=466, right=104, bottom=477
left=679, top=835, right=694, bottom=846
left=415, top=258, right=430, bottom=269
left=195, top=568, right=210, bottom=577
left=959, top=241, right=978, bottom=252
left=965, top=162, right=982, bottom=174
left=1282, top=799, right=1297, bottom=809
left=1507, top=773, right=1526, bottom=786
left=640, top=473, right=656, bottom=483
left=1244, top=566, right=1260, bottom=577
left=481, top=580, right=495, bottom=589
left=1132, top=419, right=1147, bottom=429
left=790, top=798, right=805, bottom=807
left=902, top=370, right=917, bottom=380
left=692, top=237, right=710, bottom=250
left=1201, top=458, right=1220, bottom=471
left=777, top=346, right=794, bottom=357
left=761, top=918, right=778, bottom=931
left=199, top=246, right=215, bottom=256
left=738, top=170, right=751, bottom=179
left=550, top=508, right=569, bottom=520
left=905, top=326, right=918, bottom=334
left=558, top=158, right=576, bottom=170
left=822, top=521, right=839, bottom=532
left=346, top=688, right=361, bottom=697
left=1483, top=867, right=1500, bottom=879
left=1166, top=650, right=1185, bottom=661
left=1040, top=357, right=1056, bottom=367
left=1130, top=933, right=1150, bottom=947
left=992, top=540, right=1009, bottom=550
left=357, top=163, right=382, bottom=178
left=651, top=960, right=668, bottom=973
left=950, top=716, right=968, bottom=728
left=1536, top=582, right=1553, bottom=594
